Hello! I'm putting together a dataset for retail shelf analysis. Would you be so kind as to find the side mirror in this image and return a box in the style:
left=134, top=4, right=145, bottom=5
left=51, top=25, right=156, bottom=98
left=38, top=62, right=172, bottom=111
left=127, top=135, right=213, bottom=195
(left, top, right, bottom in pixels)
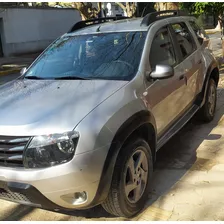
left=20, top=67, right=27, bottom=76
left=198, top=36, right=204, bottom=45
left=149, top=64, right=174, bottom=80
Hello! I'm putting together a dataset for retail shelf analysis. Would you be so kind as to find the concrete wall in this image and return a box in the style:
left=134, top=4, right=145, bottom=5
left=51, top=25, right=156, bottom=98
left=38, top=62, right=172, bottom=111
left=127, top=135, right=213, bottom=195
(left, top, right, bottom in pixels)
left=0, top=8, right=81, bottom=56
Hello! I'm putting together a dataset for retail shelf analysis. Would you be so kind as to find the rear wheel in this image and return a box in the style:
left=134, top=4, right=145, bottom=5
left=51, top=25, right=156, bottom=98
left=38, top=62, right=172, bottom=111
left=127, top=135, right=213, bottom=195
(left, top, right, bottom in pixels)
left=197, top=78, right=217, bottom=122
left=102, top=138, right=153, bottom=217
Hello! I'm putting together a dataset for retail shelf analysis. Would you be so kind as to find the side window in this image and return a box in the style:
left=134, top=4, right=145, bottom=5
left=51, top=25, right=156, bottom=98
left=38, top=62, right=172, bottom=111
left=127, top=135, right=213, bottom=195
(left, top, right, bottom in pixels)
left=189, top=21, right=208, bottom=44
left=171, top=23, right=196, bottom=58
left=149, top=27, right=176, bottom=69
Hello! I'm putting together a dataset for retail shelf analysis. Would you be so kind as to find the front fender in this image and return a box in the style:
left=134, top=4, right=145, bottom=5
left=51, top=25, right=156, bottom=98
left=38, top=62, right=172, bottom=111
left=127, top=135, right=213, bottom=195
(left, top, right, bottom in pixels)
left=200, top=59, right=219, bottom=107
left=74, top=86, right=156, bottom=208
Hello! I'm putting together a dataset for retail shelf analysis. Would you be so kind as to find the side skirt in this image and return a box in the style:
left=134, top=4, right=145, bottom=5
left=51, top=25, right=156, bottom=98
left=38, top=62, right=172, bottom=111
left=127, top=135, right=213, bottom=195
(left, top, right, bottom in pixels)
left=156, top=104, right=199, bottom=151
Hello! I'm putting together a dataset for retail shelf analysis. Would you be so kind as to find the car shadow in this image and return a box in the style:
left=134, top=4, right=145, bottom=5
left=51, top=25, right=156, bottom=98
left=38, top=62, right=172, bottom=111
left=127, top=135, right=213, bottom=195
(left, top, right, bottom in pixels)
left=140, top=86, right=224, bottom=219
left=1, top=204, right=34, bottom=221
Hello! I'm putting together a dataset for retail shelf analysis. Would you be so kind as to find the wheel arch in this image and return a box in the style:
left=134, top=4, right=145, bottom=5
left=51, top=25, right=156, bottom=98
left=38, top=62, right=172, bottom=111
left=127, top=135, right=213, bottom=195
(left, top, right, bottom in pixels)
left=88, top=110, right=157, bottom=207
left=198, top=61, right=219, bottom=107
left=210, top=67, right=219, bottom=86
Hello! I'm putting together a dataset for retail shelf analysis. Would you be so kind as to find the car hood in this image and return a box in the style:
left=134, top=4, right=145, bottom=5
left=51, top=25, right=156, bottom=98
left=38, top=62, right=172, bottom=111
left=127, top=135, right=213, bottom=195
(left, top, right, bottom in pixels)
left=0, top=79, right=128, bottom=136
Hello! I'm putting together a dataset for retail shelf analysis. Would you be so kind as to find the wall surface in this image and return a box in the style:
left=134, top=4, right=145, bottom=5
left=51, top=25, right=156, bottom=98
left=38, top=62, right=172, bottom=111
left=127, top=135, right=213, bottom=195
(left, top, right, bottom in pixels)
left=0, top=8, right=81, bottom=56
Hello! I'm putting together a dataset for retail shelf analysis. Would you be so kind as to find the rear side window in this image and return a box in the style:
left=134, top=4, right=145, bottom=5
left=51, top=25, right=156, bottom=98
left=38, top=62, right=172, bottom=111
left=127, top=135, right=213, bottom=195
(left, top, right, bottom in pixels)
left=149, top=27, right=176, bottom=69
left=189, top=21, right=208, bottom=44
left=171, top=23, right=196, bottom=58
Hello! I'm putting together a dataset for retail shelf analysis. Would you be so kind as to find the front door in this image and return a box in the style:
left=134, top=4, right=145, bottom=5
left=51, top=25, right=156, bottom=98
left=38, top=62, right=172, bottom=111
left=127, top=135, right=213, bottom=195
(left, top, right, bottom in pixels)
left=145, top=26, right=188, bottom=137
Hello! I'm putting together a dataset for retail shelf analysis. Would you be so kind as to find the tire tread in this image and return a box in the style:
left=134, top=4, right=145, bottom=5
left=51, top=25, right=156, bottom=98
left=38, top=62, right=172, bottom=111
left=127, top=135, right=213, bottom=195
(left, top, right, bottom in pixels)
left=102, top=138, right=153, bottom=217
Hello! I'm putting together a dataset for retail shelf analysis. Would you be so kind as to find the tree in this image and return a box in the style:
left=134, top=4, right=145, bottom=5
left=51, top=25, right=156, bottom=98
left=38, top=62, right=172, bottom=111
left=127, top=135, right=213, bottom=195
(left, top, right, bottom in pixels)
left=179, top=2, right=195, bottom=13
left=155, top=2, right=179, bottom=11
left=47, top=2, right=101, bottom=20
left=137, top=2, right=156, bottom=17
left=73, top=2, right=102, bottom=20
left=180, top=2, right=224, bottom=29
left=0, top=2, right=29, bottom=7
left=195, top=2, right=224, bottom=29
left=40, top=2, right=49, bottom=7
left=115, top=3, right=137, bottom=17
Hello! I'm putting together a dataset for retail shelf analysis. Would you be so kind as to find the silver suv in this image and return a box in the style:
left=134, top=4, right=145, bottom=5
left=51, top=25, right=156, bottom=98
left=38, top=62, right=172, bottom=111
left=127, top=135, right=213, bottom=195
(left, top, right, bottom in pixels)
left=0, top=11, right=219, bottom=217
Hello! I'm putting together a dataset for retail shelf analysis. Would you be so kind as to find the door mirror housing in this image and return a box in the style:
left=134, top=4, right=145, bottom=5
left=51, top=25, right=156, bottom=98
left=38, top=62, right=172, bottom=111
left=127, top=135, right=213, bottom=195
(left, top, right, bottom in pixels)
left=148, top=64, right=174, bottom=80
left=198, top=36, right=204, bottom=45
left=20, top=67, right=27, bottom=76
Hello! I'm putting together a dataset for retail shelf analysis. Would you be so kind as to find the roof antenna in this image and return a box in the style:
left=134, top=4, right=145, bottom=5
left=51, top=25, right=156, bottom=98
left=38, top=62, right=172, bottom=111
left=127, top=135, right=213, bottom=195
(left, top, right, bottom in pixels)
left=96, top=25, right=101, bottom=32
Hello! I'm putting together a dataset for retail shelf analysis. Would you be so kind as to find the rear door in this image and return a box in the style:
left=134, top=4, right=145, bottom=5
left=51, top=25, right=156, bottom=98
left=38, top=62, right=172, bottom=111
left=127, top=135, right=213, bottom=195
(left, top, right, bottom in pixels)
left=188, top=19, right=210, bottom=92
left=189, top=20, right=210, bottom=49
left=169, top=22, right=203, bottom=108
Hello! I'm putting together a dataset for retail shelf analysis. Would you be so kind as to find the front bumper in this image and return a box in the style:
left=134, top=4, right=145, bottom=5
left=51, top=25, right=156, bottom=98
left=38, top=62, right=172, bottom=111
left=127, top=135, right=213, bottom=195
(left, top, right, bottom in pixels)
left=0, top=146, right=107, bottom=210
left=0, top=181, right=62, bottom=210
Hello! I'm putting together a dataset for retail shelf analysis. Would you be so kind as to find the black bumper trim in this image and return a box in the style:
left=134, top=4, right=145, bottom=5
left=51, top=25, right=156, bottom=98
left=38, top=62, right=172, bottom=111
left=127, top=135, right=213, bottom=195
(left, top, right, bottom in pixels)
left=0, top=181, right=63, bottom=210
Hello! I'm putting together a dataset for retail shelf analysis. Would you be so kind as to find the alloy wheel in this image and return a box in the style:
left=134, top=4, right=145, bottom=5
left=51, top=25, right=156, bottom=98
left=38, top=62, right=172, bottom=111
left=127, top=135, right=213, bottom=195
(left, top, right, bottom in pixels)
left=124, top=148, right=148, bottom=203
left=208, top=83, right=216, bottom=116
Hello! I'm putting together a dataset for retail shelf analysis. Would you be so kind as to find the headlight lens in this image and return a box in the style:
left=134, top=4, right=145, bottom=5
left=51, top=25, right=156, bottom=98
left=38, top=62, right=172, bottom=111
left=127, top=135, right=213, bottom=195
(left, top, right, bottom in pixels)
left=24, top=131, right=79, bottom=168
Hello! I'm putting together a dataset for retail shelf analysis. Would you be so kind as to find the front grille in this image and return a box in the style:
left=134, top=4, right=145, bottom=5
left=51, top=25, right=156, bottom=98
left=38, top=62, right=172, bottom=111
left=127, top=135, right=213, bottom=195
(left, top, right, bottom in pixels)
left=0, top=136, right=31, bottom=167
left=0, top=187, right=31, bottom=203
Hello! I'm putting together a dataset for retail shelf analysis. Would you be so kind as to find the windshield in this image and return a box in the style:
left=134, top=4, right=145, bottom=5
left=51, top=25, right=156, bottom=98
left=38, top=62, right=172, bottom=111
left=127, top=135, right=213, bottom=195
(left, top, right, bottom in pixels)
left=25, top=31, right=147, bottom=81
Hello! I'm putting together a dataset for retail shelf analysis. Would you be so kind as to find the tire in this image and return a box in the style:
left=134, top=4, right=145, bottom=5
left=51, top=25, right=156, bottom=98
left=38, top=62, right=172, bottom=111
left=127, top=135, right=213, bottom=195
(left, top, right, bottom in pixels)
left=102, top=138, right=153, bottom=217
left=197, top=78, right=217, bottom=122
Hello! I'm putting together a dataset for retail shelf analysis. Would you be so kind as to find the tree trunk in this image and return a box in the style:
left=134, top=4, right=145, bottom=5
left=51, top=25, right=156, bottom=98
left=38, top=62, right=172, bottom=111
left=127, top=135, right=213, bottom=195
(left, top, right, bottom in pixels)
left=73, top=2, right=96, bottom=20
left=98, top=2, right=102, bottom=17
left=41, top=2, right=49, bottom=7
left=116, top=2, right=136, bottom=17
left=157, top=3, right=160, bottom=11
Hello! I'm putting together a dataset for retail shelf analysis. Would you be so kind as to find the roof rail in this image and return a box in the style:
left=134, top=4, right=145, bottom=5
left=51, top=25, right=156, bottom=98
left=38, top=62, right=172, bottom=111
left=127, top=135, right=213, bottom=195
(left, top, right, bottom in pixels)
left=68, top=16, right=129, bottom=33
left=141, top=10, right=189, bottom=26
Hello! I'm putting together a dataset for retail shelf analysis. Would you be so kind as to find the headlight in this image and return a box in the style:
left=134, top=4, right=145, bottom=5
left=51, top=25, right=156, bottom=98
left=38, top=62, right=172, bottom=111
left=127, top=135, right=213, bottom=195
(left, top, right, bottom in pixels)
left=24, top=131, right=79, bottom=168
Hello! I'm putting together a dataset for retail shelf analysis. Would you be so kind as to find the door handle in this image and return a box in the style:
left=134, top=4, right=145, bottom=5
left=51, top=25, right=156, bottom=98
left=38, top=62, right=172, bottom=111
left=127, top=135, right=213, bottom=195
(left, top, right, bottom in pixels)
left=198, top=59, right=202, bottom=64
left=179, top=74, right=185, bottom=80
left=179, top=74, right=187, bottom=85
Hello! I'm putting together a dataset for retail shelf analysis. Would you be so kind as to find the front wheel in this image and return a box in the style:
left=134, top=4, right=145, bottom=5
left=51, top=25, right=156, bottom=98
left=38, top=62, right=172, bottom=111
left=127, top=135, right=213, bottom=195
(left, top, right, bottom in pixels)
left=197, top=78, right=217, bottom=122
left=102, top=138, right=153, bottom=217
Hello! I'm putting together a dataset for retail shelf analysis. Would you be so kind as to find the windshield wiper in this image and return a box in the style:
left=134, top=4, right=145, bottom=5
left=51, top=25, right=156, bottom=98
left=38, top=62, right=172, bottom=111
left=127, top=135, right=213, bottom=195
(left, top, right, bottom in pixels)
left=24, top=75, right=89, bottom=80
left=24, top=76, right=45, bottom=80
left=54, top=76, right=89, bottom=80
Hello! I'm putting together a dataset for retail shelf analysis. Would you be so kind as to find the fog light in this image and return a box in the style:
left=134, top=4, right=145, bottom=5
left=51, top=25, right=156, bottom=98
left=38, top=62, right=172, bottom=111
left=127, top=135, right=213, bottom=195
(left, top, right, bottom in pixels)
left=74, top=191, right=87, bottom=204
left=61, top=191, right=87, bottom=205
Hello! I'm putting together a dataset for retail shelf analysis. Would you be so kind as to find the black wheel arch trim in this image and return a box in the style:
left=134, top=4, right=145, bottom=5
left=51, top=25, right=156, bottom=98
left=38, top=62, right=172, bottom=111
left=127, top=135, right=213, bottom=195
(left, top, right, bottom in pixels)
left=86, top=110, right=157, bottom=208
left=197, top=60, right=219, bottom=107
left=0, top=181, right=63, bottom=210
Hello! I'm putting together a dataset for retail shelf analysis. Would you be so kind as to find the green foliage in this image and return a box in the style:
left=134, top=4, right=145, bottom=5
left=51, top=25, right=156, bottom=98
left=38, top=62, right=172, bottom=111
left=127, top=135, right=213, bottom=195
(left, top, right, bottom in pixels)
left=180, top=2, right=224, bottom=17
left=0, top=2, right=29, bottom=7
left=196, top=15, right=204, bottom=28
left=179, top=2, right=195, bottom=13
